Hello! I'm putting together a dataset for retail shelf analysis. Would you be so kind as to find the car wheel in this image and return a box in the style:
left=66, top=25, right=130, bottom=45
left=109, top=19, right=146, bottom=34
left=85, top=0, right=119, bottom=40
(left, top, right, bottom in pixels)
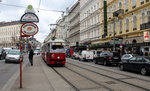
left=5, top=60, right=8, bottom=63
left=140, top=67, right=147, bottom=75
left=104, top=61, right=107, bottom=66
left=93, top=60, right=97, bottom=64
left=119, top=65, right=124, bottom=71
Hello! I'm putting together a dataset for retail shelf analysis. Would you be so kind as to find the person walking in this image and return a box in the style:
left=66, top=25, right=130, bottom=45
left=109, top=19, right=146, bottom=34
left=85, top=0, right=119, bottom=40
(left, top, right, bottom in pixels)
left=29, top=49, right=34, bottom=66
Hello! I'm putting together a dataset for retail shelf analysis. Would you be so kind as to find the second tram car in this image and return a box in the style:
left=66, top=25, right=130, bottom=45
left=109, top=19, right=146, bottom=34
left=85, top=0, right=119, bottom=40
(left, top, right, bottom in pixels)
left=41, top=39, right=66, bottom=66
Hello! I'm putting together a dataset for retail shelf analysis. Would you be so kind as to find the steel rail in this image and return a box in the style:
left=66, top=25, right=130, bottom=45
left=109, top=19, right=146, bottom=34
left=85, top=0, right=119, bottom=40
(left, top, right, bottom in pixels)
left=67, top=62, right=150, bottom=91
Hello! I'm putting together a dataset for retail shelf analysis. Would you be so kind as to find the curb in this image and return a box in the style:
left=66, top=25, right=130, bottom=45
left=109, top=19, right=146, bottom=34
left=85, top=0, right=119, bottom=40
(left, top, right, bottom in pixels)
left=1, top=55, right=29, bottom=91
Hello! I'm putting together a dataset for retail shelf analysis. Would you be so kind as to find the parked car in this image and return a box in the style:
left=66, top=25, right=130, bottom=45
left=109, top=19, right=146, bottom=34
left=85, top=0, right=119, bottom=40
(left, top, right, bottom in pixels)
left=79, top=50, right=94, bottom=61
left=3, top=48, right=12, bottom=55
left=93, top=51, right=121, bottom=65
left=0, top=48, right=6, bottom=60
left=119, top=56, right=150, bottom=75
left=5, top=49, right=23, bottom=63
left=66, top=48, right=74, bottom=57
left=93, top=50, right=101, bottom=58
left=34, top=49, right=40, bottom=55
left=72, top=52, right=80, bottom=59
left=121, top=54, right=133, bottom=61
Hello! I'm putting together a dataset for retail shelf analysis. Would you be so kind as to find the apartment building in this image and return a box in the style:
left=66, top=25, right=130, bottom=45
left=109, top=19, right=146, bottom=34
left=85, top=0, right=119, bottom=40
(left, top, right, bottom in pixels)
left=80, top=0, right=100, bottom=46
left=92, top=0, right=150, bottom=54
left=0, top=21, right=21, bottom=48
left=67, top=1, right=80, bottom=47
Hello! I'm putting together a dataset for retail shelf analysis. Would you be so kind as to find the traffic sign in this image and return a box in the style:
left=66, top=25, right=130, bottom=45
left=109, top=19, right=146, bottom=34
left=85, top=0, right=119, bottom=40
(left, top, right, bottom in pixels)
left=20, top=12, right=39, bottom=22
left=144, top=31, right=150, bottom=42
left=21, top=22, right=38, bottom=36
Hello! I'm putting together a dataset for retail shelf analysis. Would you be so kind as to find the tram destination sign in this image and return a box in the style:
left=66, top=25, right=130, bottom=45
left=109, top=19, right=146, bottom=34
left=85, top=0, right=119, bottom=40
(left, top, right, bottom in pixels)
left=21, top=22, right=38, bottom=36
left=20, top=13, right=39, bottom=22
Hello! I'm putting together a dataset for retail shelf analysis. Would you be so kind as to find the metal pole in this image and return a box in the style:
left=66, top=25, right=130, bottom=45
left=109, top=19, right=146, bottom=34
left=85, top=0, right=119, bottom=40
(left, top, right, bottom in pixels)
left=20, top=32, right=22, bottom=88
left=113, top=19, right=116, bottom=52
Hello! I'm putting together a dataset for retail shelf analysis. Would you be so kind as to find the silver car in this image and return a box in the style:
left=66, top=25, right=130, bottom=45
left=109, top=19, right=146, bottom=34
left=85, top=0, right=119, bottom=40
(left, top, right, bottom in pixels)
left=5, top=49, right=23, bottom=63
left=121, top=54, right=133, bottom=61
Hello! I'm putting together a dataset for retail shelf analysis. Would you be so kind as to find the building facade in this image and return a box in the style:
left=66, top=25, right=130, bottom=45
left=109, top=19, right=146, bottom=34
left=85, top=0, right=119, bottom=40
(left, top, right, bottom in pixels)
left=91, top=0, right=150, bottom=54
left=80, top=0, right=100, bottom=46
left=0, top=21, right=21, bottom=48
left=67, top=1, right=80, bottom=47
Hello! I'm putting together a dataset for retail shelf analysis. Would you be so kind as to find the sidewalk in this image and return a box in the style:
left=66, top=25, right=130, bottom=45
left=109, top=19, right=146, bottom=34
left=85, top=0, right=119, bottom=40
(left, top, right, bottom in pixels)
left=10, top=55, right=75, bottom=91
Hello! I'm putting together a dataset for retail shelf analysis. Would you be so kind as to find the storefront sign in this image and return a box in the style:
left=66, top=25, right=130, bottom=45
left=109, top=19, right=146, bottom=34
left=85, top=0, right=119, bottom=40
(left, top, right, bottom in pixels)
left=144, top=31, right=150, bottom=42
left=20, top=13, right=39, bottom=22
left=21, top=22, right=38, bottom=36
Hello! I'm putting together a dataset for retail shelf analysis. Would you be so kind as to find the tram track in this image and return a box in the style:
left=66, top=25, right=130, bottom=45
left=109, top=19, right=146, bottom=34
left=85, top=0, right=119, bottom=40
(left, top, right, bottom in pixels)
left=52, top=67, right=114, bottom=91
left=68, top=59, right=150, bottom=83
left=52, top=67, right=80, bottom=91
left=66, top=59, right=150, bottom=91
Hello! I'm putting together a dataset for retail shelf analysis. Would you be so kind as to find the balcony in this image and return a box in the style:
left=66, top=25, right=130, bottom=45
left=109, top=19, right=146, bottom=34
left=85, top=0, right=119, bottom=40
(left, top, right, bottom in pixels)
left=113, top=9, right=124, bottom=17
left=140, top=22, right=150, bottom=30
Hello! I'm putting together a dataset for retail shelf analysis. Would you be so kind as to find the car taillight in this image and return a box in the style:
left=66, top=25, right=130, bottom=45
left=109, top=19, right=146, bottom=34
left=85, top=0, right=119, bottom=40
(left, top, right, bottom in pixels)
left=108, top=57, right=112, bottom=59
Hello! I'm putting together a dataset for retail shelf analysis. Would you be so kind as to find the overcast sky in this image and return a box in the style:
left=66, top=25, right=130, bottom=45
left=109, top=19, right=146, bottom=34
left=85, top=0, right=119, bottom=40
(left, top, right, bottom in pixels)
left=0, top=0, right=78, bottom=43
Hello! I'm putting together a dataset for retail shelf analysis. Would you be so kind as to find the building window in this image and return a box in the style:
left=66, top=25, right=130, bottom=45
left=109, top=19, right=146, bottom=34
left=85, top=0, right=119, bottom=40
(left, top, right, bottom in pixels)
left=125, top=0, right=128, bottom=10
left=113, top=22, right=116, bottom=35
left=141, top=12, right=146, bottom=24
left=133, top=16, right=137, bottom=30
left=140, top=0, right=144, bottom=4
left=126, top=18, right=129, bottom=32
left=147, top=11, right=150, bottom=22
left=119, top=2, right=122, bottom=9
left=119, top=20, right=122, bottom=33
left=132, top=0, right=136, bottom=7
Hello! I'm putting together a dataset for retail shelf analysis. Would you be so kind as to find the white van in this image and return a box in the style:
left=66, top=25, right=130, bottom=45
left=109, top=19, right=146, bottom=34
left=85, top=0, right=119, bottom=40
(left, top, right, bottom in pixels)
left=79, top=50, right=94, bottom=61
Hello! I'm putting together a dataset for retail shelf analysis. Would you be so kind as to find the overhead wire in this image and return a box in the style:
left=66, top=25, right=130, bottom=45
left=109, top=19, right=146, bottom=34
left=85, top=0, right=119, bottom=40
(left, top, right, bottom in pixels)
left=0, top=2, right=113, bottom=14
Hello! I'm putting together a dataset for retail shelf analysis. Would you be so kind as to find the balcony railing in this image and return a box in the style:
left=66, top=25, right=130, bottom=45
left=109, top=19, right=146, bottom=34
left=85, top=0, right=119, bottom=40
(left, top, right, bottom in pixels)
left=140, top=22, right=150, bottom=30
left=113, top=9, right=124, bottom=17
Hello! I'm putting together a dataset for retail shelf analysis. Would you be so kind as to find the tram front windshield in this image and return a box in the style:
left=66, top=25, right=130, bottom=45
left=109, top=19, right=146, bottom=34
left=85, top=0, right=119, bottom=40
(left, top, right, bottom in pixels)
left=51, top=45, right=65, bottom=53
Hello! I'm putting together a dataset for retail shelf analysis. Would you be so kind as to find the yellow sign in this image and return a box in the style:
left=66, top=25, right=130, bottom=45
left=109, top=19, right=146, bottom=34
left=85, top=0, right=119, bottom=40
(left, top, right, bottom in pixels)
left=55, top=43, right=62, bottom=45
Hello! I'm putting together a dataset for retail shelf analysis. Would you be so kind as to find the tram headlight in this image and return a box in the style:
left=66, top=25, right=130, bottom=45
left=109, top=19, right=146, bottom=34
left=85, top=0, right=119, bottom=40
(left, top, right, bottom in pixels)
left=57, top=56, right=60, bottom=59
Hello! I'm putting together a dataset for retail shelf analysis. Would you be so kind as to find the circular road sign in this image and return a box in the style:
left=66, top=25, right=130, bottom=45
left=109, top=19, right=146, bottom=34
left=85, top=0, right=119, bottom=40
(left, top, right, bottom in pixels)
left=21, top=22, right=38, bottom=36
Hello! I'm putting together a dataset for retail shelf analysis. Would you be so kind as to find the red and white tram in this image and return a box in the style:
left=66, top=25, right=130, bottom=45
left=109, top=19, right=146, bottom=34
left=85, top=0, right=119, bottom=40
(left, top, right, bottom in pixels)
left=41, top=39, right=66, bottom=66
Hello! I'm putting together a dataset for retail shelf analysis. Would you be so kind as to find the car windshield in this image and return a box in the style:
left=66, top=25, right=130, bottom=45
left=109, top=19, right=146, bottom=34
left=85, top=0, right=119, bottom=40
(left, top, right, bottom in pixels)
left=4, top=48, right=11, bottom=53
left=8, top=50, right=20, bottom=55
left=51, top=45, right=65, bottom=53
left=34, top=50, right=40, bottom=52
left=144, top=57, right=150, bottom=62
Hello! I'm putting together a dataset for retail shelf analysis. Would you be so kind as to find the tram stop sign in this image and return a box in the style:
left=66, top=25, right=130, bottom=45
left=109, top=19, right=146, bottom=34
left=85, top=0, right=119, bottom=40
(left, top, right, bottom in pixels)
left=21, top=22, right=38, bottom=36
left=20, top=5, right=39, bottom=37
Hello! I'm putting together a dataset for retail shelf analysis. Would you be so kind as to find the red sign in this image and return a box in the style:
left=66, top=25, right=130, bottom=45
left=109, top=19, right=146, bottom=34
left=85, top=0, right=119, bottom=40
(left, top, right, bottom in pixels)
left=21, top=22, right=38, bottom=36
left=144, top=31, right=150, bottom=42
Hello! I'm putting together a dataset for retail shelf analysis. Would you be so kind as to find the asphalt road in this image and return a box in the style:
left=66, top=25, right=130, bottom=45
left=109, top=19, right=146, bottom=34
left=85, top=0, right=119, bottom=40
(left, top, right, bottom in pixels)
left=0, top=55, right=28, bottom=89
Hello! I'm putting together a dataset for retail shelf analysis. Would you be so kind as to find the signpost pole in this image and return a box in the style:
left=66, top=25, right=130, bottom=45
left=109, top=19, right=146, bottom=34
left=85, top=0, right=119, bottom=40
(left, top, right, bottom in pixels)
left=20, top=32, right=22, bottom=88
left=19, top=5, right=39, bottom=88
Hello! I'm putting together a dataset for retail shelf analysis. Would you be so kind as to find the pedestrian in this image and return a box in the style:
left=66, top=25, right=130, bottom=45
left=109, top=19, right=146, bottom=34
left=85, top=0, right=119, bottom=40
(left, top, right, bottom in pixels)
left=29, top=49, right=34, bottom=66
